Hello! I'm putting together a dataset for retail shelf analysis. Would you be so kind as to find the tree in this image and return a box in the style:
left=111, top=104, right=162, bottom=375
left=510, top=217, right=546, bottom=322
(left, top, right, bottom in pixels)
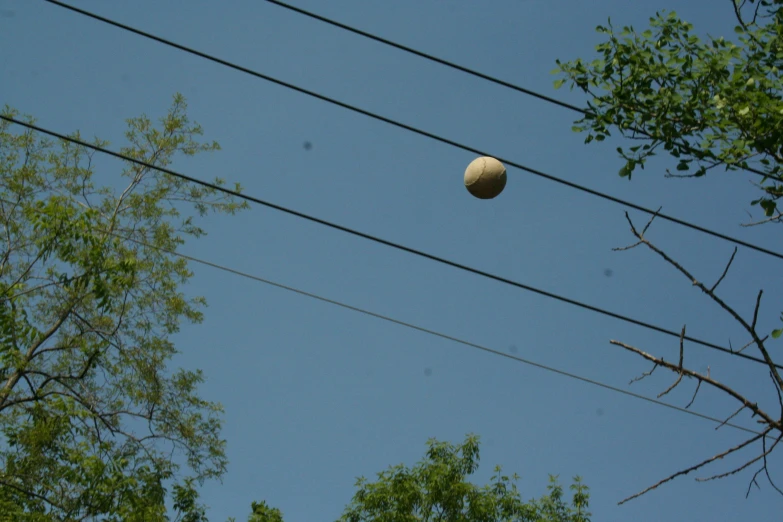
left=337, top=434, right=590, bottom=522
left=0, top=94, right=248, bottom=520
left=554, top=0, right=783, bottom=502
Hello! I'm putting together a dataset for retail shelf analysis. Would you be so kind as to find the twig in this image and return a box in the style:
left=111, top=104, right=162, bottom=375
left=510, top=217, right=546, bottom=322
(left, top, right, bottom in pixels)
left=686, top=380, right=702, bottom=409
left=716, top=405, right=746, bottom=431
left=710, top=247, right=737, bottom=292
left=741, top=211, right=783, bottom=227
left=737, top=335, right=768, bottom=354
left=658, top=326, right=687, bottom=398
left=630, top=362, right=658, bottom=384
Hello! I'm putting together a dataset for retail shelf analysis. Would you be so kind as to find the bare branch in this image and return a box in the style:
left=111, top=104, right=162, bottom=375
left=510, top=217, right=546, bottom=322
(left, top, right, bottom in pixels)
left=686, top=380, right=702, bottom=409
left=741, top=211, right=783, bottom=227
left=737, top=335, right=768, bottom=354
left=619, top=212, right=783, bottom=392
left=629, top=362, right=658, bottom=384
left=763, top=433, right=783, bottom=496
left=610, top=340, right=780, bottom=430
left=710, top=247, right=737, bottom=293
left=641, top=207, right=663, bottom=236
left=751, top=290, right=763, bottom=332
left=716, top=405, right=747, bottom=431
left=697, top=431, right=781, bottom=484
left=618, top=429, right=770, bottom=505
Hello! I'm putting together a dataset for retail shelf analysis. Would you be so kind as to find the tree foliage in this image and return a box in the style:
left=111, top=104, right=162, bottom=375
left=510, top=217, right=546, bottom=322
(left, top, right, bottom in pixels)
left=337, top=434, right=590, bottom=522
left=555, top=0, right=783, bottom=219
left=0, top=94, right=248, bottom=520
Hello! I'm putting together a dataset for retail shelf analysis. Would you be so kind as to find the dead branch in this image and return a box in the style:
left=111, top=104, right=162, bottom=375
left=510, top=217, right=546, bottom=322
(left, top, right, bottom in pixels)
left=617, top=211, right=783, bottom=393
left=618, top=429, right=770, bottom=505
left=610, top=340, right=780, bottom=430
left=710, top=247, right=737, bottom=292
left=717, top=405, right=747, bottom=431
left=695, top=432, right=779, bottom=482
left=686, top=380, right=702, bottom=409
left=629, top=362, right=658, bottom=384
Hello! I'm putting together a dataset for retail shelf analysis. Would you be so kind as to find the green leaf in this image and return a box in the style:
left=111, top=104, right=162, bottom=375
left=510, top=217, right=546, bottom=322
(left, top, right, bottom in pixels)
left=772, top=329, right=783, bottom=339
left=760, top=199, right=777, bottom=216
left=554, top=78, right=567, bottom=89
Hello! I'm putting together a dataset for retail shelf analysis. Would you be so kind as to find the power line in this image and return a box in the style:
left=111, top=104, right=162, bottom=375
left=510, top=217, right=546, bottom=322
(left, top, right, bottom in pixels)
left=4, top=114, right=781, bottom=372
left=266, top=0, right=587, bottom=115
left=42, top=0, right=783, bottom=263
left=115, top=231, right=763, bottom=437
left=264, top=0, right=781, bottom=184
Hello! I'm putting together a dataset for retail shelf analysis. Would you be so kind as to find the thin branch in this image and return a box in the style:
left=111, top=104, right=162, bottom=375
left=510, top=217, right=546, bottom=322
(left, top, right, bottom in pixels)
left=618, top=429, right=769, bottom=505
left=741, top=211, right=783, bottom=227
left=716, top=405, right=747, bottom=431
left=610, top=340, right=779, bottom=430
left=629, top=362, right=658, bottom=384
left=641, top=207, right=663, bottom=236
left=658, top=326, right=686, bottom=399
left=751, top=290, right=763, bottom=332
left=737, top=335, right=768, bottom=354
left=763, top=433, right=783, bottom=496
left=710, top=247, right=737, bottom=292
left=697, top=431, right=781, bottom=485
left=686, top=380, right=702, bottom=409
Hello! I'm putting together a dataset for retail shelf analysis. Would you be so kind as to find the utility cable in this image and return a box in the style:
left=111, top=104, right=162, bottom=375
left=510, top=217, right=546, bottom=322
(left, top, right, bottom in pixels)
left=3, top=114, right=781, bottom=371
left=264, top=0, right=781, bottom=183
left=116, top=232, right=763, bottom=437
left=42, top=0, right=783, bottom=263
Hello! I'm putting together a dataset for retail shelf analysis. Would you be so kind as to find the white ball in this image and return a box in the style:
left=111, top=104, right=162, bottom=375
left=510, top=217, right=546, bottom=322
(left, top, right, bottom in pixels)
left=464, top=156, right=507, bottom=199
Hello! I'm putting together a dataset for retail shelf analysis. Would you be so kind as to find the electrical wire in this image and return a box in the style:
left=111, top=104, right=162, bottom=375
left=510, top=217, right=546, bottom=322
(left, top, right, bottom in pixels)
left=264, top=0, right=780, bottom=183
left=266, top=0, right=587, bottom=115
left=114, top=231, right=763, bottom=437
left=3, top=114, right=781, bottom=372
left=42, top=0, right=783, bottom=263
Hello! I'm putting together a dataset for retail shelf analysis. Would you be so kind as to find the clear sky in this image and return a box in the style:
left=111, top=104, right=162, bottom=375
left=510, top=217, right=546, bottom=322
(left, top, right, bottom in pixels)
left=2, top=0, right=782, bottom=520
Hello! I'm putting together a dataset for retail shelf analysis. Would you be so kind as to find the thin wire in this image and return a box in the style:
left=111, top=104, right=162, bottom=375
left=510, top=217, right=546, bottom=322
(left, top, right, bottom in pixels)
left=114, top=231, right=763, bottom=437
left=264, top=0, right=779, bottom=183
left=42, top=0, right=783, bottom=263
left=4, top=115, right=781, bottom=372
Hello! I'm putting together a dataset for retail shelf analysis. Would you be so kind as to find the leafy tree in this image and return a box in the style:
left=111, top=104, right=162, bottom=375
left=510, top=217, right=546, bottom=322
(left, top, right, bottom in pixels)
left=337, top=434, right=590, bottom=522
left=555, top=0, right=783, bottom=220
left=0, top=94, right=248, bottom=520
left=554, top=0, right=783, bottom=502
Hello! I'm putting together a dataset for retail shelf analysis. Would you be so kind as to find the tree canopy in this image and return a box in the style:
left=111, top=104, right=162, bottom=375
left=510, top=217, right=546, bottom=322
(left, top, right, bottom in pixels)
left=555, top=0, right=783, bottom=220
left=0, top=94, right=248, bottom=520
left=337, top=435, right=590, bottom=522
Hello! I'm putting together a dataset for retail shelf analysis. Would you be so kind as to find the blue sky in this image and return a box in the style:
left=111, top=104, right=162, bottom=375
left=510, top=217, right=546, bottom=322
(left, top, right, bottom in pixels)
left=2, top=0, right=782, bottom=520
